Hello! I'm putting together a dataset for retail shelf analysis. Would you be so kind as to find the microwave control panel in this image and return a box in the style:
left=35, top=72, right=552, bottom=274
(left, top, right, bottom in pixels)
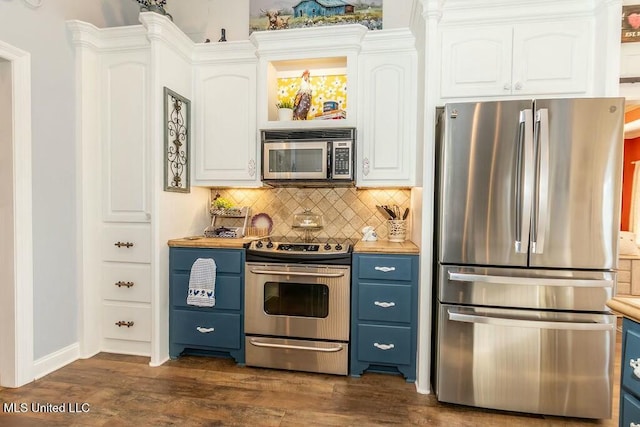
left=332, top=141, right=352, bottom=179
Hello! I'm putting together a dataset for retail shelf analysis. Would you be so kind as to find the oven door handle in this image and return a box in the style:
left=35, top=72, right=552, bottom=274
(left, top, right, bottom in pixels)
left=249, top=269, right=345, bottom=278
left=249, top=338, right=344, bottom=353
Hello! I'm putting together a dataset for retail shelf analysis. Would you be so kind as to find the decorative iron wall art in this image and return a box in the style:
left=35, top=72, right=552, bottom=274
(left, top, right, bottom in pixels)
left=164, top=87, right=190, bottom=193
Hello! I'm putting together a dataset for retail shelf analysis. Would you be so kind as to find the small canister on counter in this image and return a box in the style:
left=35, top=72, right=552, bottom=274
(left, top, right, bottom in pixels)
left=387, top=220, right=407, bottom=242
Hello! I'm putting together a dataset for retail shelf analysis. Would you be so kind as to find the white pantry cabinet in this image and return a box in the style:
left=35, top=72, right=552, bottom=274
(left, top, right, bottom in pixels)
left=440, top=19, right=591, bottom=99
left=357, top=29, right=417, bottom=187
left=192, top=43, right=259, bottom=186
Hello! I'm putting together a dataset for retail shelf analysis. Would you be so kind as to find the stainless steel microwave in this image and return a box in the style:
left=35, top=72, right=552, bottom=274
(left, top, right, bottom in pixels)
left=261, top=128, right=355, bottom=186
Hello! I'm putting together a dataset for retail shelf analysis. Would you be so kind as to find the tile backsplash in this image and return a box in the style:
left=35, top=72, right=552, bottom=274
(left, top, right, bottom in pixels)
left=211, top=187, right=411, bottom=241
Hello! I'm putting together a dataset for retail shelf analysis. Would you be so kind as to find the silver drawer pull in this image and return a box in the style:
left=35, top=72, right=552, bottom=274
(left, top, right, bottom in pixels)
left=374, top=301, right=396, bottom=308
left=374, top=266, right=396, bottom=273
left=374, top=343, right=395, bottom=351
left=115, top=321, right=134, bottom=328
left=114, top=241, right=134, bottom=248
left=115, top=281, right=134, bottom=288
left=631, top=423, right=640, bottom=427
left=196, top=327, right=215, bottom=334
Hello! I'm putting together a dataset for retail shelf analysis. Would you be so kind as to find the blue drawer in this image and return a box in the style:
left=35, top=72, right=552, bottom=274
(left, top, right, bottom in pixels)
left=171, top=272, right=241, bottom=310
left=357, top=255, right=414, bottom=282
left=357, top=324, right=411, bottom=366
left=171, top=309, right=241, bottom=350
left=622, top=391, right=640, bottom=427
left=171, top=248, right=243, bottom=274
left=358, top=283, right=412, bottom=323
left=623, top=318, right=640, bottom=398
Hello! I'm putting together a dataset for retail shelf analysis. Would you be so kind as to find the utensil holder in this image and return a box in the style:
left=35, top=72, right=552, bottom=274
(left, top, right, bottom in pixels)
left=387, top=220, right=407, bottom=242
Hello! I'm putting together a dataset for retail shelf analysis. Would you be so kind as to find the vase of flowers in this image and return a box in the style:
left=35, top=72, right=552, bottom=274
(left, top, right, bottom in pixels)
left=134, top=0, right=172, bottom=21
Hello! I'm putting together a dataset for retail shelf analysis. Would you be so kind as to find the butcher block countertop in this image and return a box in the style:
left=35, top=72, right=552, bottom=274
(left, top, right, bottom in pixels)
left=353, top=239, right=420, bottom=254
left=167, top=236, right=249, bottom=249
left=607, top=297, right=640, bottom=323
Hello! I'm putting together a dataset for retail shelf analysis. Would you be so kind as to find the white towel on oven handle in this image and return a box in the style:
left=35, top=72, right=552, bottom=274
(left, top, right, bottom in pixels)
left=187, top=258, right=216, bottom=307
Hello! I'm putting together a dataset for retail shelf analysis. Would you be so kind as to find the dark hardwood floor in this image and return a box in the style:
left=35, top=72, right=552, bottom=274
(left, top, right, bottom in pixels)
left=0, top=333, right=621, bottom=426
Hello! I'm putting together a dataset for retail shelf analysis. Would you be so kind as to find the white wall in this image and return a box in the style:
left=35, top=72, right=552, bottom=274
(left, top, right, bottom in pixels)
left=0, top=0, right=140, bottom=360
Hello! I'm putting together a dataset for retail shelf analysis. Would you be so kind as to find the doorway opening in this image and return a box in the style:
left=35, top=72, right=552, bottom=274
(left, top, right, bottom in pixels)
left=0, top=40, right=34, bottom=388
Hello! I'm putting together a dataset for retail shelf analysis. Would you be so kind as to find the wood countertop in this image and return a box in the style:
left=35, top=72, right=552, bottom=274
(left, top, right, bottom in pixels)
left=353, top=239, right=420, bottom=254
left=607, top=296, right=640, bottom=323
left=167, top=236, right=250, bottom=249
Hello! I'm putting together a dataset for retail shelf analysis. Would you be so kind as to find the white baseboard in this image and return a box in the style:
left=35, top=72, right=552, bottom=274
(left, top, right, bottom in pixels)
left=33, top=342, right=80, bottom=380
left=149, top=355, right=169, bottom=367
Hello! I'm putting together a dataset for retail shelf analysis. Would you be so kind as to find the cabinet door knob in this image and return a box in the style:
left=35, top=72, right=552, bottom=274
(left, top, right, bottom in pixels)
left=503, top=83, right=511, bottom=90
left=514, top=81, right=523, bottom=90
left=115, top=321, right=134, bottom=328
left=374, top=266, right=395, bottom=273
left=114, top=241, right=134, bottom=248
left=115, top=281, right=135, bottom=288
left=196, top=326, right=215, bottom=333
left=373, top=342, right=395, bottom=351
left=374, top=301, right=396, bottom=308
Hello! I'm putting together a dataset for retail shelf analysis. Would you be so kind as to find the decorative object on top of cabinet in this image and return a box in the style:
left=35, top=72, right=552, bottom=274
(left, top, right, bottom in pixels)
left=134, top=0, right=172, bottom=20
left=249, top=0, right=383, bottom=34
left=276, top=99, right=295, bottom=121
left=623, top=6, right=640, bottom=43
left=164, top=87, right=190, bottom=193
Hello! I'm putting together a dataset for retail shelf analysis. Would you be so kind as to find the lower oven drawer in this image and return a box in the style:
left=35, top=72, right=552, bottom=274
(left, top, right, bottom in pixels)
left=245, top=336, right=348, bottom=375
left=435, top=303, right=616, bottom=419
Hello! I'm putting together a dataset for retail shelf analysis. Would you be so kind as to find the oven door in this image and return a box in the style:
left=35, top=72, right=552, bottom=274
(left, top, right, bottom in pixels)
left=245, top=263, right=350, bottom=341
left=262, top=141, right=328, bottom=180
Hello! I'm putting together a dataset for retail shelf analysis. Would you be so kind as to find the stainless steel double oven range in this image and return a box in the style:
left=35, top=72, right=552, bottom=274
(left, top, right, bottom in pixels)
left=244, top=238, right=352, bottom=375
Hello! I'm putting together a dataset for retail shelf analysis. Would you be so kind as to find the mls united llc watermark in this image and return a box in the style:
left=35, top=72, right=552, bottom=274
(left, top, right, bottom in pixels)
left=3, top=402, right=91, bottom=413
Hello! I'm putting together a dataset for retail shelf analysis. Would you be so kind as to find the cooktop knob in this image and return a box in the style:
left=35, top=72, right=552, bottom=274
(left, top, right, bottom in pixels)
left=335, top=243, right=342, bottom=251
left=256, top=241, right=263, bottom=248
left=324, top=243, right=332, bottom=250
left=266, top=241, right=274, bottom=248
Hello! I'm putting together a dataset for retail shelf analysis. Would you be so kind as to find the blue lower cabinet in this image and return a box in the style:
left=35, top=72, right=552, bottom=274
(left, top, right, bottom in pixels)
left=621, top=391, right=640, bottom=427
left=351, top=253, right=418, bottom=382
left=169, top=247, right=245, bottom=364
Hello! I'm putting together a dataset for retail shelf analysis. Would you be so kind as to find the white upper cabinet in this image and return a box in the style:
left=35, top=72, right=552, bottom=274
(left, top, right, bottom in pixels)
left=357, top=29, right=417, bottom=187
left=440, top=19, right=591, bottom=99
left=101, top=50, right=151, bottom=222
left=192, top=45, right=258, bottom=186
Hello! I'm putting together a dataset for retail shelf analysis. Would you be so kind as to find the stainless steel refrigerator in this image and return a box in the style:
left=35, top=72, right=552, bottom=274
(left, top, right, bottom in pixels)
left=433, top=98, right=624, bottom=419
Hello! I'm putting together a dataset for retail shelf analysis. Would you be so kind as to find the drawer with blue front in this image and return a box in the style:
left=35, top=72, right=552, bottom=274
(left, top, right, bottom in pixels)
left=357, top=324, right=411, bottom=366
left=170, top=248, right=243, bottom=274
left=358, top=283, right=412, bottom=323
left=622, top=391, right=640, bottom=427
left=357, top=255, right=414, bottom=282
left=171, top=272, right=241, bottom=311
left=623, top=317, right=640, bottom=397
left=171, top=309, right=241, bottom=350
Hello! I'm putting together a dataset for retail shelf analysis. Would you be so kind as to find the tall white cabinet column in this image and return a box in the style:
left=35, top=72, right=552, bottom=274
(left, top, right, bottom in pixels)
left=68, top=13, right=209, bottom=365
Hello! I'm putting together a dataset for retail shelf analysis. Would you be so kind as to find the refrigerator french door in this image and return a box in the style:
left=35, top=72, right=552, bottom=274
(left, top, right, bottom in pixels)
left=433, top=98, right=624, bottom=419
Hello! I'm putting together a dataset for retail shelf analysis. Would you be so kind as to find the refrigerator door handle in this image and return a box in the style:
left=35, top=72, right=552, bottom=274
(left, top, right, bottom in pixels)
left=448, top=271, right=614, bottom=288
left=514, top=109, right=534, bottom=254
left=531, top=108, right=549, bottom=254
left=447, top=309, right=615, bottom=331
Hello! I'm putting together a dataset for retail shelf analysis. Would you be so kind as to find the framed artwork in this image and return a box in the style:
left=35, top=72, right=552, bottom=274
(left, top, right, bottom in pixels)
left=623, top=5, right=640, bottom=43
left=164, top=87, right=190, bottom=193
left=249, top=0, right=383, bottom=34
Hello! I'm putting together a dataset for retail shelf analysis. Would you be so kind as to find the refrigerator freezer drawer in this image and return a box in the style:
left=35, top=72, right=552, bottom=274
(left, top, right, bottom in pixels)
left=439, top=265, right=614, bottom=311
left=435, top=303, right=615, bottom=419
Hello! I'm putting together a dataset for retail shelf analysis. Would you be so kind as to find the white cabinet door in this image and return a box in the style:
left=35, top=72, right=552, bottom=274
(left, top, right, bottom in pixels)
left=440, top=20, right=591, bottom=99
left=512, top=20, right=590, bottom=96
left=101, top=51, right=151, bottom=222
left=193, top=62, right=258, bottom=185
left=358, top=52, right=417, bottom=186
left=440, top=26, right=513, bottom=98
